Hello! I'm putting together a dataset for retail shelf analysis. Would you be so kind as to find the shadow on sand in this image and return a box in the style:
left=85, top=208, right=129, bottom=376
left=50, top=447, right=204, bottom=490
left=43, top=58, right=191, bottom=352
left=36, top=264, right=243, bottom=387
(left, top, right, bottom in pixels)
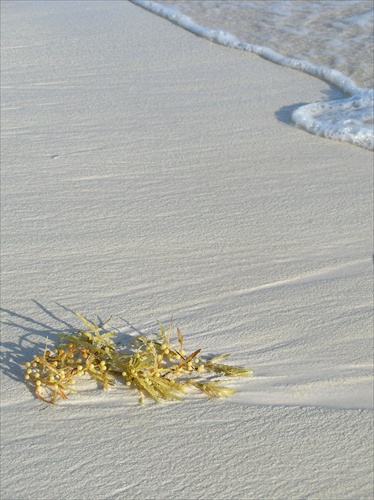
left=0, top=302, right=138, bottom=387
left=275, top=86, right=346, bottom=125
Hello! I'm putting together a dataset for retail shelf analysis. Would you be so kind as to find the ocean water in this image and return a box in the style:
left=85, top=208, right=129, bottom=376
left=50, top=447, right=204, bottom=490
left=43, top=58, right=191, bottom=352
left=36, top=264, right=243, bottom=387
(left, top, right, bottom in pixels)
left=162, top=0, right=373, bottom=89
left=132, top=0, right=374, bottom=150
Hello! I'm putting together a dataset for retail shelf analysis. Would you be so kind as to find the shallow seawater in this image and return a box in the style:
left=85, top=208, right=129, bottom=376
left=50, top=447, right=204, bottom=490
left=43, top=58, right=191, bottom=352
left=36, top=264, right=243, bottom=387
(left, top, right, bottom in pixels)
left=133, top=0, right=374, bottom=150
left=165, top=0, right=373, bottom=90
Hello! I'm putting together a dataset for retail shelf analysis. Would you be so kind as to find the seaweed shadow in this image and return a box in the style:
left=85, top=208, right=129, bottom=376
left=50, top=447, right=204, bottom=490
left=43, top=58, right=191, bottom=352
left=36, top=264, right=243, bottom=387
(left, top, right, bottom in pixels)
left=0, top=302, right=141, bottom=387
left=0, top=302, right=77, bottom=384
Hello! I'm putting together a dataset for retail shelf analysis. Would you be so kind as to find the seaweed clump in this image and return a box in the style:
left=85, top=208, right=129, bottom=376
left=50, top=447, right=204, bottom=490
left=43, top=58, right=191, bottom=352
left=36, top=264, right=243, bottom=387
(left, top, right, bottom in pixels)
left=22, top=313, right=252, bottom=404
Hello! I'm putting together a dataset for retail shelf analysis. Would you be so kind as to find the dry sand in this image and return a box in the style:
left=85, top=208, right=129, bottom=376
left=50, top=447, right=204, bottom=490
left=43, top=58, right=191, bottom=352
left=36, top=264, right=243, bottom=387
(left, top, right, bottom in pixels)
left=1, top=1, right=373, bottom=499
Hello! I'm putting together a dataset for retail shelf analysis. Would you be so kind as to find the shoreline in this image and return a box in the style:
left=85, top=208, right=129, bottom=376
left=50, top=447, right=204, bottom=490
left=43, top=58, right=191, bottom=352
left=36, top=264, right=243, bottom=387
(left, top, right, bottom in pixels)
left=131, top=0, right=374, bottom=150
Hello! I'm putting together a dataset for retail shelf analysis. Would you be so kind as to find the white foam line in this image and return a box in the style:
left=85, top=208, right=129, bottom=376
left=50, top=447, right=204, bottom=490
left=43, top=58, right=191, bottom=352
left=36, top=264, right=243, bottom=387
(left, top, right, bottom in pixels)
left=131, top=0, right=360, bottom=95
left=131, top=0, right=374, bottom=151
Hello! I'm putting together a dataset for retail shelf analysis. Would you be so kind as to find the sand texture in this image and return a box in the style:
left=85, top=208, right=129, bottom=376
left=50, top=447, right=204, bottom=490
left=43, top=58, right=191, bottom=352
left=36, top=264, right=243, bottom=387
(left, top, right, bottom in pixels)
left=1, top=1, right=373, bottom=499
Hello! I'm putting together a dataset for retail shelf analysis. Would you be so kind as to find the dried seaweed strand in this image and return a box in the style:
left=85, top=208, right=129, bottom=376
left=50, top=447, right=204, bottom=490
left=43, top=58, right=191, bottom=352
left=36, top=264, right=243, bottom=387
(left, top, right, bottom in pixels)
left=22, top=312, right=252, bottom=404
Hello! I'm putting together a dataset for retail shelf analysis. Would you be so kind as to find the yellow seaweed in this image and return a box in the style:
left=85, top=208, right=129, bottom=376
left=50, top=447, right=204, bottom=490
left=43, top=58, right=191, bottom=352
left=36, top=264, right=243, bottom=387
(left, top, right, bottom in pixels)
left=22, top=312, right=252, bottom=405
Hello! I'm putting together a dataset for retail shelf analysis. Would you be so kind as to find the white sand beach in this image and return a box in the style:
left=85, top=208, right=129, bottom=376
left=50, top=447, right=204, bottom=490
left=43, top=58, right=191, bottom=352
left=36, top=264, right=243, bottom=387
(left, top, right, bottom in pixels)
left=1, top=1, right=373, bottom=499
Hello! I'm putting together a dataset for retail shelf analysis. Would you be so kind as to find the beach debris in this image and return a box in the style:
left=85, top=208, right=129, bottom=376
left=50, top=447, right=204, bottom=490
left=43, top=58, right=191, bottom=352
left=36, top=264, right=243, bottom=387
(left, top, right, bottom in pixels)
left=22, top=313, right=252, bottom=404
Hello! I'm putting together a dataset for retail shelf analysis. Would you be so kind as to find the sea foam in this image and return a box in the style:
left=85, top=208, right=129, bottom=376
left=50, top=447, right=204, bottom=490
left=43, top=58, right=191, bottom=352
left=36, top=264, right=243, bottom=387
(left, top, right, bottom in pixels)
left=131, top=0, right=374, bottom=151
